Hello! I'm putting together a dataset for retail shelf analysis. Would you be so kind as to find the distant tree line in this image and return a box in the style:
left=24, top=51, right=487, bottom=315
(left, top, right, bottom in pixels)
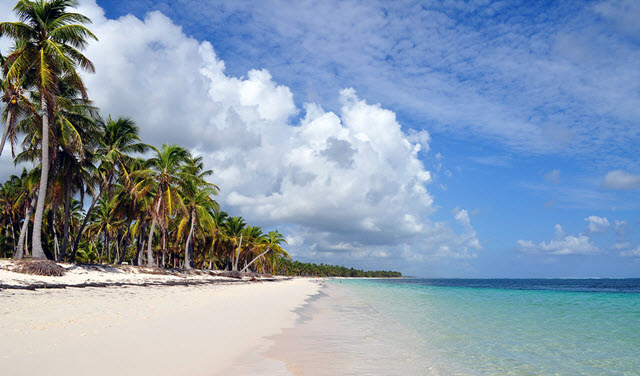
left=274, top=259, right=402, bottom=278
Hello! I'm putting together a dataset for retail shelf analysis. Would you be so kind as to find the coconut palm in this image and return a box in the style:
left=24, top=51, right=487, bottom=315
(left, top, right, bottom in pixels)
left=207, top=210, right=228, bottom=269
left=133, top=144, right=190, bottom=266
left=0, top=0, right=97, bottom=259
left=86, top=194, right=122, bottom=263
left=13, top=167, right=38, bottom=259
left=99, top=116, right=148, bottom=196
left=0, top=56, right=32, bottom=157
left=224, top=216, right=246, bottom=271
left=177, top=156, right=219, bottom=269
left=178, top=179, right=219, bottom=269
left=69, top=115, right=145, bottom=261
left=241, top=230, right=289, bottom=273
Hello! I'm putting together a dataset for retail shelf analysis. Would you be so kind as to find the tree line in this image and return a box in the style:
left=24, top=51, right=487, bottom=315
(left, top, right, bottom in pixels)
left=274, top=260, right=402, bottom=278
left=0, top=0, right=402, bottom=278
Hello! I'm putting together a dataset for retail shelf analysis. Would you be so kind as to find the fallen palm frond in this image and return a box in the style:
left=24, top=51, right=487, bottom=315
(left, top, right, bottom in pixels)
left=218, top=270, right=243, bottom=279
left=139, top=267, right=168, bottom=275
left=15, top=259, right=66, bottom=277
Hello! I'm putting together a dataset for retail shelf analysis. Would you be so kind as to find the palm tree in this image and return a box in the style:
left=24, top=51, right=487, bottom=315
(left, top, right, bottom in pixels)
left=178, top=179, right=218, bottom=269
left=177, top=156, right=219, bottom=269
left=224, top=216, right=246, bottom=271
left=207, top=210, right=228, bottom=269
left=134, top=144, right=190, bottom=267
left=69, top=115, right=146, bottom=261
left=86, top=195, right=121, bottom=263
left=14, top=167, right=38, bottom=259
left=99, top=115, right=148, bottom=197
left=0, top=56, right=32, bottom=157
left=0, top=0, right=97, bottom=259
left=241, top=230, right=289, bottom=273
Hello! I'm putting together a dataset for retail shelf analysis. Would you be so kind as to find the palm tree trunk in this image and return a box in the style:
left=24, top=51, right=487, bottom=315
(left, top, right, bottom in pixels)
left=208, top=239, right=216, bottom=270
left=135, top=225, right=145, bottom=266
left=232, top=234, right=243, bottom=271
left=0, top=112, right=11, bottom=157
left=147, top=199, right=162, bottom=267
left=241, top=247, right=270, bottom=273
left=184, top=212, right=195, bottom=270
left=8, top=215, right=16, bottom=250
left=118, top=224, right=131, bottom=264
left=106, top=231, right=110, bottom=263
left=59, top=168, right=72, bottom=261
left=147, top=217, right=157, bottom=267
left=53, top=216, right=59, bottom=260
left=31, top=96, right=50, bottom=260
left=16, top=195, right=36, bottom=259
left=70, top=183, right=105, bottom=262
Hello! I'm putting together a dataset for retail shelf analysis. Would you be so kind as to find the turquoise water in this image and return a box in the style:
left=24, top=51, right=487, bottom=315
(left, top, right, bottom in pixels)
left=270, top=279, right=640, bottom=375
left=340, top=279, right=640, bottom=375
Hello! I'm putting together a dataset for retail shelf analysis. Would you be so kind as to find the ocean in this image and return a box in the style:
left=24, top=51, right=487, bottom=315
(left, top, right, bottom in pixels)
left=268, top=278, right=640, bottom=375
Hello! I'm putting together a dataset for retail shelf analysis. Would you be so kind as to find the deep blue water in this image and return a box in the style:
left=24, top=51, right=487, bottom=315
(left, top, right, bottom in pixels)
left=378, top=278, right=640, bottom=294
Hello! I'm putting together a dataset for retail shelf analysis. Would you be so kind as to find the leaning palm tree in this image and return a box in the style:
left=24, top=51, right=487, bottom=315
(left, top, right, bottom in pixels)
left=0, top=0, right=97, bottom=259
left=133, top=144, right=190, bottom=267
left=241, top=230, right=289, bottom=273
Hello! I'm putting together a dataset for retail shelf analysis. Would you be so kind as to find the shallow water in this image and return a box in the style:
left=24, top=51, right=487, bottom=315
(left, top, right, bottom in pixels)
left=268, top=279, right=640, bottom=375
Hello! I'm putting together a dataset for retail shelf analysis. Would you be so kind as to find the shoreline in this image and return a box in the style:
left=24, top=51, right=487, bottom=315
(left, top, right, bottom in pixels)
left=0, top=262, right=320, bottom=376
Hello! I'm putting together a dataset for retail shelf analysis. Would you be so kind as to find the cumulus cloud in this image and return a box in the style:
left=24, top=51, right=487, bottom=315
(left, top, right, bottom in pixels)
left=517, top=235, right=599, bottom=256
left=126, top=0, right=640, bottom=161
left=0, top=0, right=481, bottom=268
left=620, top=245, right=640, bottom=258
left=585, top=216, right=610, bottom=233
left=519, top=216, right=640, bottom=258
left=601, top=170, right=640, bottom=190
left=613, top=220, right=629, bottom=237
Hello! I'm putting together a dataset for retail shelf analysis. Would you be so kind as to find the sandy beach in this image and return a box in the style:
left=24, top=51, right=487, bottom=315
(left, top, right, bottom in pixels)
left=0, top=262, right=319, bottom=376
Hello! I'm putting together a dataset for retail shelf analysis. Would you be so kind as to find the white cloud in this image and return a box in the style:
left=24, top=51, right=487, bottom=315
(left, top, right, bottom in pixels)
left=518, top=234, right=599, bottom=256
left=602, top=170, right=640, bottom=190
left=554, top=224, right=564, bottom=237
left=613, top=220, right=629, bottom=237
left=0, top=0, right=481, bottom=267
left=135, top=0, right=640, bottom=160
left=585, top=216, right=610, bottom=233
left=620, top=245, right=640, bottom=258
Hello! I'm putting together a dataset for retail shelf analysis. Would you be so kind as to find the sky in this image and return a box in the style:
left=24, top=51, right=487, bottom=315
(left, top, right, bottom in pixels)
left=1, top=0, right=639, bottom=277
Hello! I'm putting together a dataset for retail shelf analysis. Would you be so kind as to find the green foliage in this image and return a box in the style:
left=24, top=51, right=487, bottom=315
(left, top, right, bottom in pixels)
left=274, top=258, right=402, bottom=278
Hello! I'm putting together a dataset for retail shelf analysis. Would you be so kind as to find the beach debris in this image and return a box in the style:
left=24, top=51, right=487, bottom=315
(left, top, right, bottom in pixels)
left=139, top=267, right=169, bottom=275
left=14, top=259, right=66, bottom=277
left=218, top=270, right=243, bottom=279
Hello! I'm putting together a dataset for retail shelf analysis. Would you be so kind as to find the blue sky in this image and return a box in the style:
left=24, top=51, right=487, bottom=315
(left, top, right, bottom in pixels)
left=2, top=0, right=639, bottom=277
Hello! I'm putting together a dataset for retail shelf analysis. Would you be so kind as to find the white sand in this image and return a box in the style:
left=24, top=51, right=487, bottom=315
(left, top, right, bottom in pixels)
left=0, top=266, right=319, bottom=375
left=0, top=259, right=250, bottom=287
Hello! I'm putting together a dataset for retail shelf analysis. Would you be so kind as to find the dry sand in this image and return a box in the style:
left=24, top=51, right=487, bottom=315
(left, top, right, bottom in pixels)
left=0, top=261, right=319, bottom=375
